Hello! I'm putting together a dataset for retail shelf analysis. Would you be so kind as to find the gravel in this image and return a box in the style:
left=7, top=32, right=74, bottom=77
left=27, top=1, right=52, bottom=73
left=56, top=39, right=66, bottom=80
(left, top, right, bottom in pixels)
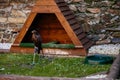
left=89, top=44, right=120, bottom=55
left=0, top=43, right=12, bottom=49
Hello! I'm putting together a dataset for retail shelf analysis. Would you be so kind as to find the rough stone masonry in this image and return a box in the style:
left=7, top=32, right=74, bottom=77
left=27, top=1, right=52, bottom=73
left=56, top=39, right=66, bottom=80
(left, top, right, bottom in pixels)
left=0, top=0, right=120, bottom=44
left=0, top=0, right=36, bottom=43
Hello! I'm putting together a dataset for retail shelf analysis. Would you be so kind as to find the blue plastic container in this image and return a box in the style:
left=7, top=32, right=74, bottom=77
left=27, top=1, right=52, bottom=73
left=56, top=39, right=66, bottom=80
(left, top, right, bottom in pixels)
left=84, top=54, right=114, bottom=65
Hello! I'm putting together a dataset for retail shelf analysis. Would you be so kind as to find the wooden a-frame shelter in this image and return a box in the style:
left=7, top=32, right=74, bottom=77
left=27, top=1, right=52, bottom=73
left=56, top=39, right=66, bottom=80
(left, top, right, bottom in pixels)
left=10, top=0, right=94, bottom=56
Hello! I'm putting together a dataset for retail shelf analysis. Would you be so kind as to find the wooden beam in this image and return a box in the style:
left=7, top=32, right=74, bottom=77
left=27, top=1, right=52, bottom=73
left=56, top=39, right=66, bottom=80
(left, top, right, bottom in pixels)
left=35, top=0, right=57, bottom=6
left=32, top=6, right=61, bottom=13
left=13, top=13, right=37, bottom=44
left=10, top=46, right=87, bottom=56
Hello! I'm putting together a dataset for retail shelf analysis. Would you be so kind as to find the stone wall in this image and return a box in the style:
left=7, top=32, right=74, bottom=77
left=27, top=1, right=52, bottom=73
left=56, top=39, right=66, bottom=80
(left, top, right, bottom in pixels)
left=0, top=0, right=36, bottom=43
left=0, top=0, right=120, bottom=44
left=66, top=0, right=120, bottom=44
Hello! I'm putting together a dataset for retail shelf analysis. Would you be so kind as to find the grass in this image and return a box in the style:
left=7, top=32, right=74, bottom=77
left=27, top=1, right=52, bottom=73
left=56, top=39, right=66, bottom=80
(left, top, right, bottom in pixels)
left=0, top=53, right=111, bottom=78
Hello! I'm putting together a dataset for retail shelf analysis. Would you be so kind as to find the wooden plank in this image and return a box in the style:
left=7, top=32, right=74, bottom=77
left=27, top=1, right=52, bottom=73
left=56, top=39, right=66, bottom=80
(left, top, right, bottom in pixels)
left=10, top=46, right=87, bottom=56
left=55, top=0, right=65, bottom=3
left=77, top=33, right=86, bottom=40
left=35, top=0, right=65, bottom=6
left=44, top=48, right=86, bottom=56
left=68, top=19, right=77, bottom=25
left=81, top=37, right=89, bottom=45
left=32, top=6, right=61, bottom=13
left=10, top=46, right=33, bottom=53
left=71, top=24, right=81, bottom=30
left=65, top=15, right=75, bottom=20
left=74, top=28, right=83, bottom=36
left=59, top=7, right=70, bottom=12
left=35, top=0, right=57, bottom=6
left=38, top=24, right=63, bottom=29
left=62, top=11, right=73, bottom=16
left=57, top=2, right=67, bottom=7
left=40, top=30, right=73, bottom=43
left=0, top=49, right=9, bottom=53
left=13, top=12, right=37, bottom=44
left=55, top=12, right=82, bottom=46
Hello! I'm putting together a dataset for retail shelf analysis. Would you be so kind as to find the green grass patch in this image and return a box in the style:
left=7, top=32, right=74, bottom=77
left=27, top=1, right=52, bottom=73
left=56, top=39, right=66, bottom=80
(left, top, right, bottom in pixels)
left=0, top=53, right=111, bottom=78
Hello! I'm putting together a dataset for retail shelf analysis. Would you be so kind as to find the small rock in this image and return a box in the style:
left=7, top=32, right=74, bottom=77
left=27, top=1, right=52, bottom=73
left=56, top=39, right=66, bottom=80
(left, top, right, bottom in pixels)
left=69, top=4, right=77, bottom=12
left=72, top=0, right=84, bottom=3
left=12, top=3, right=26, bottom=9
left=88, top=35, right=100, bottom=41
left=110, top=16, right=119, bottom=23
left=111, top=38, right=120, bottom=43
left=11, top=10, right=26, bottom=17
left=112, top=32, right=120, bottom=38
left=0, top=17, right=7, bottom=23
left=22, top=9, right=31, bottom=14
left=8, top=17, right=26, bottom=24
left=0, top=6, right=12, bottom=12
left=64, top=0, right=73, bottom=3
left=87, top=8, right=101, bottom=14
left=98, top=34, right=106, bottom=40
left=101, top=0, right=112, bottom=7
left=96, top=39, right=111, bottom=45
left=77, top=3, right=87, bottom=12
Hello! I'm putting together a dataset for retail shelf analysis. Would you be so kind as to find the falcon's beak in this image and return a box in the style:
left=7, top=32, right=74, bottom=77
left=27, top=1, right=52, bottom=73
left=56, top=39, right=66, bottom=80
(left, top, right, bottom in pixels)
left=31, top=31, right=34, bottom=33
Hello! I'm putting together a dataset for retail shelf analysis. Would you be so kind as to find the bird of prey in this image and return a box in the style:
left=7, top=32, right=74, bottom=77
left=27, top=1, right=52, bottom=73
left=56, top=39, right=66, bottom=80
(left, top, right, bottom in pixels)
left=31, top=30, right=43, bottom=64
left=31, top=30, right=43, bottom=54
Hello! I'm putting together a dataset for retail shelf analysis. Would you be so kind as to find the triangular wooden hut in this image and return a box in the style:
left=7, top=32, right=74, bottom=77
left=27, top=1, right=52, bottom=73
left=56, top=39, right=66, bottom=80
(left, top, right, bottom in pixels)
left=10, top=0, right=94, bottom=56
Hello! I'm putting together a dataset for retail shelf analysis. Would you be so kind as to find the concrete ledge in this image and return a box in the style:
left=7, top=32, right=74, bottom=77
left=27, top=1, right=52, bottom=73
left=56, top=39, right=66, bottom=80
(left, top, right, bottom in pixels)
left=0, top=75, right=81, bottom=80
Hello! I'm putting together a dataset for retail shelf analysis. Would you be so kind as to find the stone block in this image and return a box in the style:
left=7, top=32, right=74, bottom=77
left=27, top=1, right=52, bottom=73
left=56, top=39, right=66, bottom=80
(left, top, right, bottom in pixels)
left=11, top=10, right=26, bottom=17
left=0, top=6, right=12, bottom=12
left=112, top=32, right=120, bottom=38
left=17, top=24, right=24, bottom=29
left=6, top=23, right=17, bottom=27
left=77, top=3, right=87, bottom=12
left=0, top=32, right=3, bottom=38
left=0, top=11, right=5, bottom=16
left=8, top=17, right=26, bottom=24
left=0, top=17, right=7, bottom=23
left=12, top=3, right=26, bottom=9
left=69, top=4, right=77, bottom=12
left=87, top=8, right=101, bottom=14
left=0, top=23, right=4, bottom=27
left=22, top=9, right=31, bottom=14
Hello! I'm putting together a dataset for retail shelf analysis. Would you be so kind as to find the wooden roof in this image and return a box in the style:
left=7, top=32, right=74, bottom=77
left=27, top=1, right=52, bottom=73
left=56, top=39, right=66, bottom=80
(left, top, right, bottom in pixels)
left=54, top=0, right=94, bottom=49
